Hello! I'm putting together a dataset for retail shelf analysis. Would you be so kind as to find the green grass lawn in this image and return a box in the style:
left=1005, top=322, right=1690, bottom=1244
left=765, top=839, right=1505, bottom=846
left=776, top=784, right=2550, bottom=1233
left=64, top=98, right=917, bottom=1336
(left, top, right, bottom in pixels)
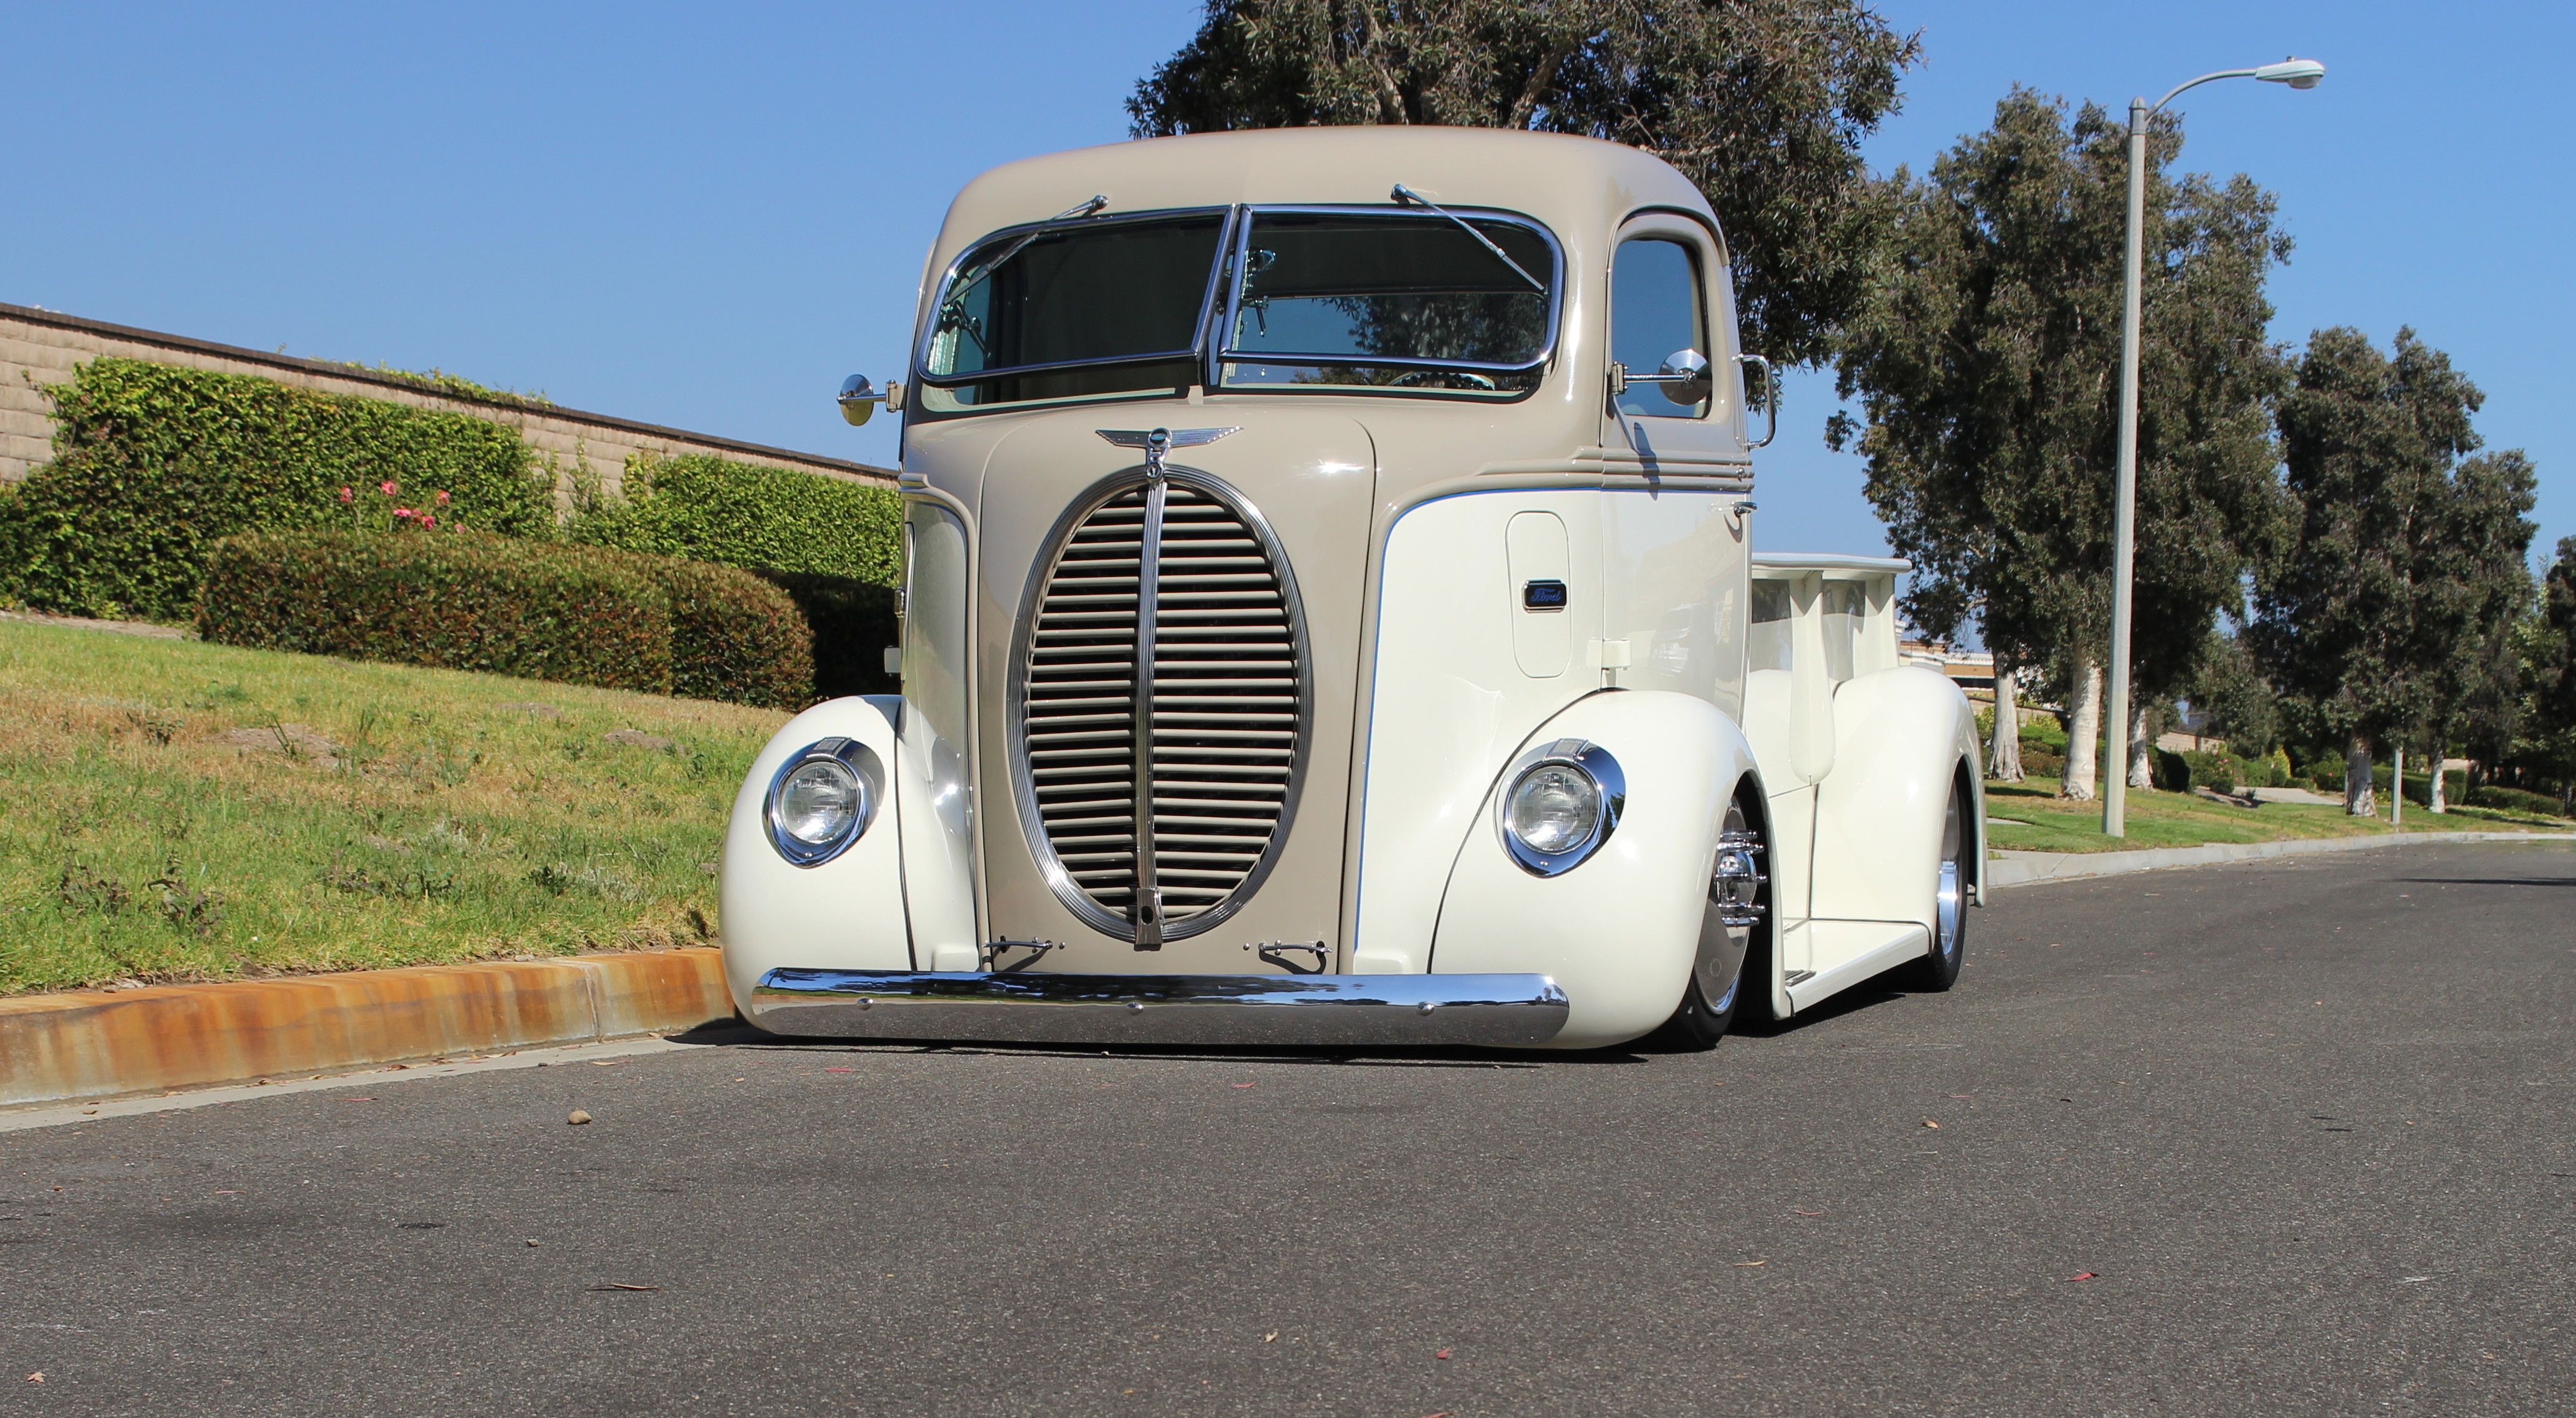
left=1982, top=775, right=2570, bottom=853
left=0, top=617, right=786, bottom=994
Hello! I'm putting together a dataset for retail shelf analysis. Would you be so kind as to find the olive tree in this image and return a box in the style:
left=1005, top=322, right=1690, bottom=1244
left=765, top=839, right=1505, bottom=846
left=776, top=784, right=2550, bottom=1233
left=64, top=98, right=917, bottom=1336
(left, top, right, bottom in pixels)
left=1129, top=0, right=1919, bottom=367
left=1829, top=89, right=2288, bottom=802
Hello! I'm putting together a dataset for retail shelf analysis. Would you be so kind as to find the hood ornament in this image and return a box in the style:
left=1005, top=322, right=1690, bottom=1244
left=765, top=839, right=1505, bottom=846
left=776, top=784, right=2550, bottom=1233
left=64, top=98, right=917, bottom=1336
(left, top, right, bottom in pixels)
left=1098, top=426, right=1238, bottom=480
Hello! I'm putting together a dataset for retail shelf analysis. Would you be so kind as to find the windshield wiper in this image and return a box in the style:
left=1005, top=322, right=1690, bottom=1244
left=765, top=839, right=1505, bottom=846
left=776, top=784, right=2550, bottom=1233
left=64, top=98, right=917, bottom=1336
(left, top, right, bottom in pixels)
left=937, top=194, right=1110, bottom=346
left=1390, top=184, right=1546, bottom=294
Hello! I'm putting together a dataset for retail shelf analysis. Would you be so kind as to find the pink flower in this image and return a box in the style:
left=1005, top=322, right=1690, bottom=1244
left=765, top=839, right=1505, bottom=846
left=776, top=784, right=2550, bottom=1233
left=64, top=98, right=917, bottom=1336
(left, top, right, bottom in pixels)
left=434, top=490, right=449, bottom=506
left=379, top=481, right=397, bottom=496
left=420, top=513, right=437, bottom=530
left=338, top=486, right=354, bottom=503
left=393, top=508, right=415, bottom=519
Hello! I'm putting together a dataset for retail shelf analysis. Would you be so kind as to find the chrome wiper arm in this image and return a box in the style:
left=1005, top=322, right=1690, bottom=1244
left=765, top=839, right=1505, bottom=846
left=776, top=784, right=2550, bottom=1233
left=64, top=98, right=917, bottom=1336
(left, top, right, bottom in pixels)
left=1390, top=184, right=1546, bottom=294
left=936, top=194, right=1110, bottom=329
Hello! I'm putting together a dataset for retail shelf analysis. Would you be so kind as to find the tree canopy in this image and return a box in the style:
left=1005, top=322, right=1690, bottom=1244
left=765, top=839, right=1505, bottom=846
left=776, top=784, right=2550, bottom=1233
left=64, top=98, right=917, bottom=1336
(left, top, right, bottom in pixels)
left=2250, top=327, right=2537, bottom=800
left=1128, top=0, right=1919, bottom=367
left=1829, top=89, right=2289, bottom=710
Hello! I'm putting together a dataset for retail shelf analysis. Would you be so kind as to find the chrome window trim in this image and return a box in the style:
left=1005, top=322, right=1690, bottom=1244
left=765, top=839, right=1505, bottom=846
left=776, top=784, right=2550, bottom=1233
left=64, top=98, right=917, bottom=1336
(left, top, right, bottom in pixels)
left=911, top=205, right=1238, bottom=390
left=1006, top=465, right=1313, bottom=943
left=1496, top=737, right=1626, bottom=877
left=764, top=737, right=887, bottom=868
left=1214, top=203, right=1567, bottom=386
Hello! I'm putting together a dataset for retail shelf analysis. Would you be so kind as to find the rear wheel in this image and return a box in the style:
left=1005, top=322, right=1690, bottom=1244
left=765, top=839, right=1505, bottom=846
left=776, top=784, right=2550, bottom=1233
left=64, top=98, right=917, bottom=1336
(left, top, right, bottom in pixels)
left=1904, top=778, right=1970, bottom=991
left=1665, top=794, right=1768, bottom=1048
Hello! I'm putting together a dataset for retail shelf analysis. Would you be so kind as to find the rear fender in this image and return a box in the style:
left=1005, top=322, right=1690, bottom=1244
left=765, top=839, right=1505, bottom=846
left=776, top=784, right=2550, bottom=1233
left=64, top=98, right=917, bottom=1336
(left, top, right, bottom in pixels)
left=1430, top=690, right=1761, bottom=1048
left=1810, top=666, right=1985, bottom=935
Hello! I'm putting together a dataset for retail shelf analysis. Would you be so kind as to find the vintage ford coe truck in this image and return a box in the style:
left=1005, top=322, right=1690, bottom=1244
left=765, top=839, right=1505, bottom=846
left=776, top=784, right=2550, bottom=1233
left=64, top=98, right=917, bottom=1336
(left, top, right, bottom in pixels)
left=719, top=127, right=1983, bottom=1049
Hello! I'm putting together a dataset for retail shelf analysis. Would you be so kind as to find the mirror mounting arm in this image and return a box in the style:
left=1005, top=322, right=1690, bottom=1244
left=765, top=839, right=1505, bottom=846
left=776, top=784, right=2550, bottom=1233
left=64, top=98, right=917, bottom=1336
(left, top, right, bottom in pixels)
left=838, top=374, right=905, bottom=427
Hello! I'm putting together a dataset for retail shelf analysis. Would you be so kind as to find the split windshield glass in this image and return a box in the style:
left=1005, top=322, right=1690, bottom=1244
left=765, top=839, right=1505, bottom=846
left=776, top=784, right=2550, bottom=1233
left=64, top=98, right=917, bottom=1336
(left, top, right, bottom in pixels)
left=918, top=210, right=1227, bottom=412
left=915, top=205, right=1558, bottom=416
left=1219, top=210, right=1554, bottom=396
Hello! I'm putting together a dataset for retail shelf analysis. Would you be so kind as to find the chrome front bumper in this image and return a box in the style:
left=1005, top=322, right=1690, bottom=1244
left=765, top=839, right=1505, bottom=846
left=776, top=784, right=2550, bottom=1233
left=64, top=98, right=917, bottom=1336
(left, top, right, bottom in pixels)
left=750, top=970, right=1570, bottom=1047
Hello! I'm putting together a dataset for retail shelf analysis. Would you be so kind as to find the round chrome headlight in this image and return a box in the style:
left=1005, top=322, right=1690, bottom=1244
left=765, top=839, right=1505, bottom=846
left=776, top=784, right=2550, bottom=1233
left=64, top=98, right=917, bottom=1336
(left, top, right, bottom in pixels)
left=1498, top=739, right=1624, bottom=876
left=763, top=738, right=881, bottom=867
left=1506, top=763, right=1601, bottom=854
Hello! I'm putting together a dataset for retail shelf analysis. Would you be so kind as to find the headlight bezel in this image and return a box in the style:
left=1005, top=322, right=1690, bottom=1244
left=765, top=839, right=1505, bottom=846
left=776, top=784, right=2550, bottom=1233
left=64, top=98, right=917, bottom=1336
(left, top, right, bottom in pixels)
left=763, top=737, right=885, bottom=868
left=1498, top=737, right=1625, bottom=877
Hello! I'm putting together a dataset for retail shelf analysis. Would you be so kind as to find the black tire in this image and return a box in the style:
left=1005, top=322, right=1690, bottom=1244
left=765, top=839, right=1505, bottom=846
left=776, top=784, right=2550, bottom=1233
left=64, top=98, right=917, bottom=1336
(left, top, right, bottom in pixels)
left=1903, top=777, right=1971, bottom=991
left=1663, top=793, right=1769, bottom=1048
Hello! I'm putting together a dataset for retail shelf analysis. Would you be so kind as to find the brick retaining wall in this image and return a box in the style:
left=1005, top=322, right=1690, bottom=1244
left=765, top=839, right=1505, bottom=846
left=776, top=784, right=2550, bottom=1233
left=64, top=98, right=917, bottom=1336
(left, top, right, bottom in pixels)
left=1, top=302, right=893, bottom=498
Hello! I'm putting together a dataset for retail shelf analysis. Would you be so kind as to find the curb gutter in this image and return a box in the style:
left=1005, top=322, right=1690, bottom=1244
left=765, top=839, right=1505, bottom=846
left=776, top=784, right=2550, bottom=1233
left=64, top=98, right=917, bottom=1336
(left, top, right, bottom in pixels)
left=1988, top=829, right=2574, bottom=890
left=0, top=948, right=731, bottom=1108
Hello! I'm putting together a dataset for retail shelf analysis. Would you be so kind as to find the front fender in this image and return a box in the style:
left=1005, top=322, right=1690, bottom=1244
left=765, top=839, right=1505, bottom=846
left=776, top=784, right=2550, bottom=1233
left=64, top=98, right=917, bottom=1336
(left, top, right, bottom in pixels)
left=719, top=696, right=914, bottom=1020
left=1429, top=690, right=1762, bottom=1048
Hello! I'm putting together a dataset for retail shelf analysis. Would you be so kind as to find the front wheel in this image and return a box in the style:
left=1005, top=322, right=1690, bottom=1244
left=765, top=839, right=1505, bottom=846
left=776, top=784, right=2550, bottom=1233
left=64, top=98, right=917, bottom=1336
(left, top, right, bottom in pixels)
left=1903, top=778, right=1971, bottom=991
left=1663, top=794, right=1768, bottom=1048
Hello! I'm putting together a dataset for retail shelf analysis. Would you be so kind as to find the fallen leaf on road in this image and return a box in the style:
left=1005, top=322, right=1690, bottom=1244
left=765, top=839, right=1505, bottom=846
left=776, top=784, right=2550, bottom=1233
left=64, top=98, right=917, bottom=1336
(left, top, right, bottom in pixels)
left=1792, top=1209, right=1825, bottom=1216
left=214, top=1190, right=236, bottom=1195
left=2401, top=1276, right=2431, bottom=1283
left=1435, top=1348, right=1452, bottom=1360
left=1733, top=1260, right=1767, bottom=1267
left=1923, top=1120, right=1940, bottom=1129
left=26, top=1372, right=41, bottom=1383
left=567, top=1110, right=592, bottom=1125
left=527, top=1240, right=541, bottom=1247
left=2064, top=1272, right=2097, bottom=1282
left=1233, top=1083, right=1255, bottom=1089
left=1263, top=1332, right=1278, bottom=1343
left=590, top=1283, right=660, bottom=1292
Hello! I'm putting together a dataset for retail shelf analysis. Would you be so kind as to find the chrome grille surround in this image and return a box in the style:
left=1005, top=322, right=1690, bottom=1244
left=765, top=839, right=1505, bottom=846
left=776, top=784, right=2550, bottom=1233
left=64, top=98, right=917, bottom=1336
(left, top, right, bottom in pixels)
left=1008, top=466, right=1309, bottom=944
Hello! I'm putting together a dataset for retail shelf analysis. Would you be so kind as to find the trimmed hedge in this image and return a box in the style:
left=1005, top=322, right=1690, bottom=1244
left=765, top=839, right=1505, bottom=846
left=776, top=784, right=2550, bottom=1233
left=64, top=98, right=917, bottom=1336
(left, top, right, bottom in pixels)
left=566, top=453, right=902, bottom=585
left=199, top=531, right=671, bottom=693
left=753, top=570, right=900, bottom=700
left=654, top=559, right=814, bottom=708
left=1, top=359, right=552, bottom=621
left=2465, top=784, right=2570, bottom=818
left=198, top=530, right=816, bottom=708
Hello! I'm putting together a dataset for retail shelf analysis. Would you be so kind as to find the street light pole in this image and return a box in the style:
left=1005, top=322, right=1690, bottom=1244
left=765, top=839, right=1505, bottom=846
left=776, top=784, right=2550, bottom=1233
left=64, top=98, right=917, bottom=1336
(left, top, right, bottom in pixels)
left=2101, top=57, right=2323, bottom=838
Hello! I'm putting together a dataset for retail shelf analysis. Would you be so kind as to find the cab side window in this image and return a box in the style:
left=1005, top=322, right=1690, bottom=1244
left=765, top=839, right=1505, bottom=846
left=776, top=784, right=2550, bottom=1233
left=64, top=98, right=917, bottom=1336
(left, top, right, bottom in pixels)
left=1611, top=237, right=1708, bottom=418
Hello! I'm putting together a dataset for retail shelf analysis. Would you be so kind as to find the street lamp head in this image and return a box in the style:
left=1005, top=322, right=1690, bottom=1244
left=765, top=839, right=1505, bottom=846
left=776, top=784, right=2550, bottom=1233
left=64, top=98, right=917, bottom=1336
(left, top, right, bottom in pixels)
left=2255, top=58, right=2326, bottom=89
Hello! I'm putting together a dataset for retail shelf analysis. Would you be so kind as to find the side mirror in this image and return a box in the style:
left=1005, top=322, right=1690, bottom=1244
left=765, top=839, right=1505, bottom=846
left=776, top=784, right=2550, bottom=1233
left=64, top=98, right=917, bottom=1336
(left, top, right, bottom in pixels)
left=838, top=374, right=903, bottom=427
left=1657, top=348, right=1712, bottom=406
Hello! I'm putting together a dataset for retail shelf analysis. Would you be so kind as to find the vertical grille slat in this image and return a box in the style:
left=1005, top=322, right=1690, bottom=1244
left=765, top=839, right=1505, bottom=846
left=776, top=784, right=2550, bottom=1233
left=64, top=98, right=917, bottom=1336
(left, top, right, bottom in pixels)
left=1015, top=475, right=1305, bottom=944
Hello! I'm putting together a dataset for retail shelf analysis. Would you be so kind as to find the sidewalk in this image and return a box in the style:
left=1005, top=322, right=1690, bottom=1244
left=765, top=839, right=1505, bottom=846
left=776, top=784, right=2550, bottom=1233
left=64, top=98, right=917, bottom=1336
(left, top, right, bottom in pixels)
left=1989, top=828, right=2574, bottom=890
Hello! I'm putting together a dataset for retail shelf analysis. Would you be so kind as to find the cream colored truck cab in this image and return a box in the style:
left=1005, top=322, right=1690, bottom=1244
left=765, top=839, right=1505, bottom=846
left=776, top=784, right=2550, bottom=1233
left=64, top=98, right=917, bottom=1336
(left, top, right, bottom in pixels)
left=719, top=128, right=1984, bottom=1050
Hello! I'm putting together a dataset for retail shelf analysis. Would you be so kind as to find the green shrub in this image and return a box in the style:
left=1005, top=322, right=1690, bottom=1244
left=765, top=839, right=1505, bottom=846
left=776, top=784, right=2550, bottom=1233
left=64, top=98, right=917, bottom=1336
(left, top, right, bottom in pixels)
left=752, top=570, right=899, bottom=699
left=2397, top=769, right=2469, bottom=809
left=2465, top=784, right=2570, bottom=818
left=0, top=359, right=551, bottom=621
left=567, top=453, right=901, bottom=585
left=649, top=560, right=814, bottom=709
left=199, top=530, right=671, bottom=693
left=2150, top=748, right=2191, bottom=792
left=198, top=530, right=816, bottom=707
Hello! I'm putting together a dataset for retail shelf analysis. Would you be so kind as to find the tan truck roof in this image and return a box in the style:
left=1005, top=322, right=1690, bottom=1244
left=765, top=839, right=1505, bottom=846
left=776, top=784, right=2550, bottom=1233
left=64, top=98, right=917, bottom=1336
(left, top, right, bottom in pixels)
left=920, top=127, right=1720, bottom=307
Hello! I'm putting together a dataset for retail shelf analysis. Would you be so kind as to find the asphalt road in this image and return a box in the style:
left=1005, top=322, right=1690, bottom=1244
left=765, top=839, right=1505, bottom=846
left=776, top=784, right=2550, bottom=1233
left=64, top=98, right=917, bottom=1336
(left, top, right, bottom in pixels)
left=6, top=841, right=2573, bottom=1416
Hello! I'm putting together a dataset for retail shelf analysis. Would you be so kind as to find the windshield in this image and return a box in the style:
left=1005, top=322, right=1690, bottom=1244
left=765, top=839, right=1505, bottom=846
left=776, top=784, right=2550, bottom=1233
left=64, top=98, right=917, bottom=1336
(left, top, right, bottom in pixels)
left=1220, top=211, right=1555, bottom=396
left=919, top=210, right=1227, bottom=412
left=914, top=204, right=1559, bottom=416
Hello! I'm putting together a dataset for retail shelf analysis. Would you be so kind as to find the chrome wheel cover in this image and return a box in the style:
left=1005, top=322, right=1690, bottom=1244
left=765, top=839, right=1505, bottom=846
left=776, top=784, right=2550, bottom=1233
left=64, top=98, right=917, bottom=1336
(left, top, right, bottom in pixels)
left=1695, top=799, right=1765, bottom=1010
left=1934, top=790, right=1964, bottom=960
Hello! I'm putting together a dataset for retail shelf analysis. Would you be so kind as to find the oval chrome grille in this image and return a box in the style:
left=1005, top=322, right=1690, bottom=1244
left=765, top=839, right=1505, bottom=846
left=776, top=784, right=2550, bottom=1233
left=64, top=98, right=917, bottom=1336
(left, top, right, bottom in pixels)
left=1015, top=473, right=1305, bottom=942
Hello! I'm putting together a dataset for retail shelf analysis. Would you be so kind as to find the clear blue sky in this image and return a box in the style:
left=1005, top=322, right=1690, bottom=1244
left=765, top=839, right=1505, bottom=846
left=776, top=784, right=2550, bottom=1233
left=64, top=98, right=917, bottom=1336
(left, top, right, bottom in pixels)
left=8, top=2, right=2567, bottom=568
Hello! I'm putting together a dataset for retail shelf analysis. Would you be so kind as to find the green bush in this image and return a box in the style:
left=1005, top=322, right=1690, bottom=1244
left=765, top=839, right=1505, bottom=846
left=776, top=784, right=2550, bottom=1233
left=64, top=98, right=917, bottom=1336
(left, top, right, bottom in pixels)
left=2397, top=769, right=2469, bottom=809
left=0, top=359, right=551, bottom=621
left=2464, top=784, right=2570, bottom=818
left=650, top=559, right=814, bottom=709
left=2150, top=748, right=2192, bottom=792
left=567, top=453, right=901, bottom=585
left=751, top=570, right=900, bottom=699
left=199, top=530, right=672, bottom=693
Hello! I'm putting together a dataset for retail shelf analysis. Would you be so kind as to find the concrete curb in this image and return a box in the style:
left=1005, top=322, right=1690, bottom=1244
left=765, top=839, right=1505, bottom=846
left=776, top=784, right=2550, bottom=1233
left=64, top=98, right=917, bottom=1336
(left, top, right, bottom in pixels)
left=1988, top=830, right=2575, bottom=890
left=0, top=948, right=732, bottom=1107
